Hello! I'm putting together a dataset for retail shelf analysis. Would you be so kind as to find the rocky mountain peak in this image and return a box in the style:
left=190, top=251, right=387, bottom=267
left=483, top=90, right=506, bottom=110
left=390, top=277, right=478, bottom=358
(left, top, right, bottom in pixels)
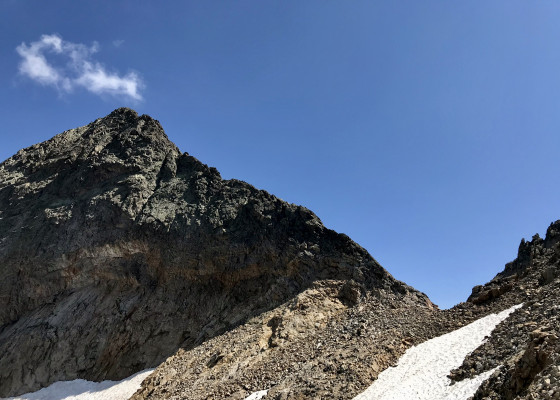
left=4, top=109, right=559, bottom=400
left=91, top=107, right=172, bottom=147
left=0, top=109, right=427, bottom=397
left=107, top=106, right=140, bottom=119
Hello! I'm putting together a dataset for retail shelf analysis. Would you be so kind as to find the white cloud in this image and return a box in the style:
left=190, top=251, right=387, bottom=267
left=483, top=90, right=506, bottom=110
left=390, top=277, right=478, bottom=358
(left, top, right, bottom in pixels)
left=16, top=34, right=143, bottom=101
left=76, top=64, right=142, bottom=100
left=16, top=36, right=62, bottom=85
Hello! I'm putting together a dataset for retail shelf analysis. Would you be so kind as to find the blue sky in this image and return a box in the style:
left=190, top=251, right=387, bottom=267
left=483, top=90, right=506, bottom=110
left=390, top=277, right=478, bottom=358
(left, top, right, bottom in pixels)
left=1, top=1, right=559, bottom=308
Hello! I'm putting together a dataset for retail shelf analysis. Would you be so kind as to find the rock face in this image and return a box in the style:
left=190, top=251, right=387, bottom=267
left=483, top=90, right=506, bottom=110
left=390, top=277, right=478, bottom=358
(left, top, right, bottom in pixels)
left=0, top=108, right=427, bottom=397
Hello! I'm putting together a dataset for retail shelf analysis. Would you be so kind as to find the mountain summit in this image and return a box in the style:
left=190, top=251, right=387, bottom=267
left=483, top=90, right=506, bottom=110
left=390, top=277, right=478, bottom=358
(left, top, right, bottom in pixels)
left=0, top=109, right=428, bottom=397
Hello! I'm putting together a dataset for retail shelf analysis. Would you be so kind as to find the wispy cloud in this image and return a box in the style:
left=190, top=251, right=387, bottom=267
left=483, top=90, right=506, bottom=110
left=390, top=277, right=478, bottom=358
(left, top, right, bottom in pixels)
left=16, top=34, right=143, bottom=101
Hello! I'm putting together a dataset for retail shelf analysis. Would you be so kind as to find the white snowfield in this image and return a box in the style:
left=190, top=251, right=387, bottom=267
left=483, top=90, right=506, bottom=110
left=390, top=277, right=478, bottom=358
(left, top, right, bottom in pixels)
left=353, top=304, right=523, bottom=400
left=6, top=368, right=270, bottom=400
left=244, top=389, right=269, bottom=400
left=4, top=304, right=520, bottom=400
left=4, top=369, right=154, bottom=400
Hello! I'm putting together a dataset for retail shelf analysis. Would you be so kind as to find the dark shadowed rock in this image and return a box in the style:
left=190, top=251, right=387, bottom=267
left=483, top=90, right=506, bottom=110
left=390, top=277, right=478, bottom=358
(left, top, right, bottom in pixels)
left=0, top=108, right=427, bottom=397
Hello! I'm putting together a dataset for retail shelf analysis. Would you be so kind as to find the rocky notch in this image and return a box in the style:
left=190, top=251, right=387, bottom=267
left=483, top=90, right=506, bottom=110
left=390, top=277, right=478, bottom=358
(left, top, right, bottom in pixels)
left=0, top=108, right=428, bottom=397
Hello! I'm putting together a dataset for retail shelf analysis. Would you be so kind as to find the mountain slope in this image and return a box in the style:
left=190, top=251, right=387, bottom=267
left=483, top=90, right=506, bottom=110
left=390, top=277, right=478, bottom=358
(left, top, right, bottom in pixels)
left=130, top=221, right=560, bottom=399
left=0, top=108, right=428, bottom=397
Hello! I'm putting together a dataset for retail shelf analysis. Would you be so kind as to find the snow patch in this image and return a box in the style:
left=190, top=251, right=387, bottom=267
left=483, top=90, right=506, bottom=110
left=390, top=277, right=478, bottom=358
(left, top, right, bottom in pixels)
left=244, top=389, right=269, bottom=400
left=353, top=304, right=522, bottom=400
left=4, top=369, right=154, bottom=400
